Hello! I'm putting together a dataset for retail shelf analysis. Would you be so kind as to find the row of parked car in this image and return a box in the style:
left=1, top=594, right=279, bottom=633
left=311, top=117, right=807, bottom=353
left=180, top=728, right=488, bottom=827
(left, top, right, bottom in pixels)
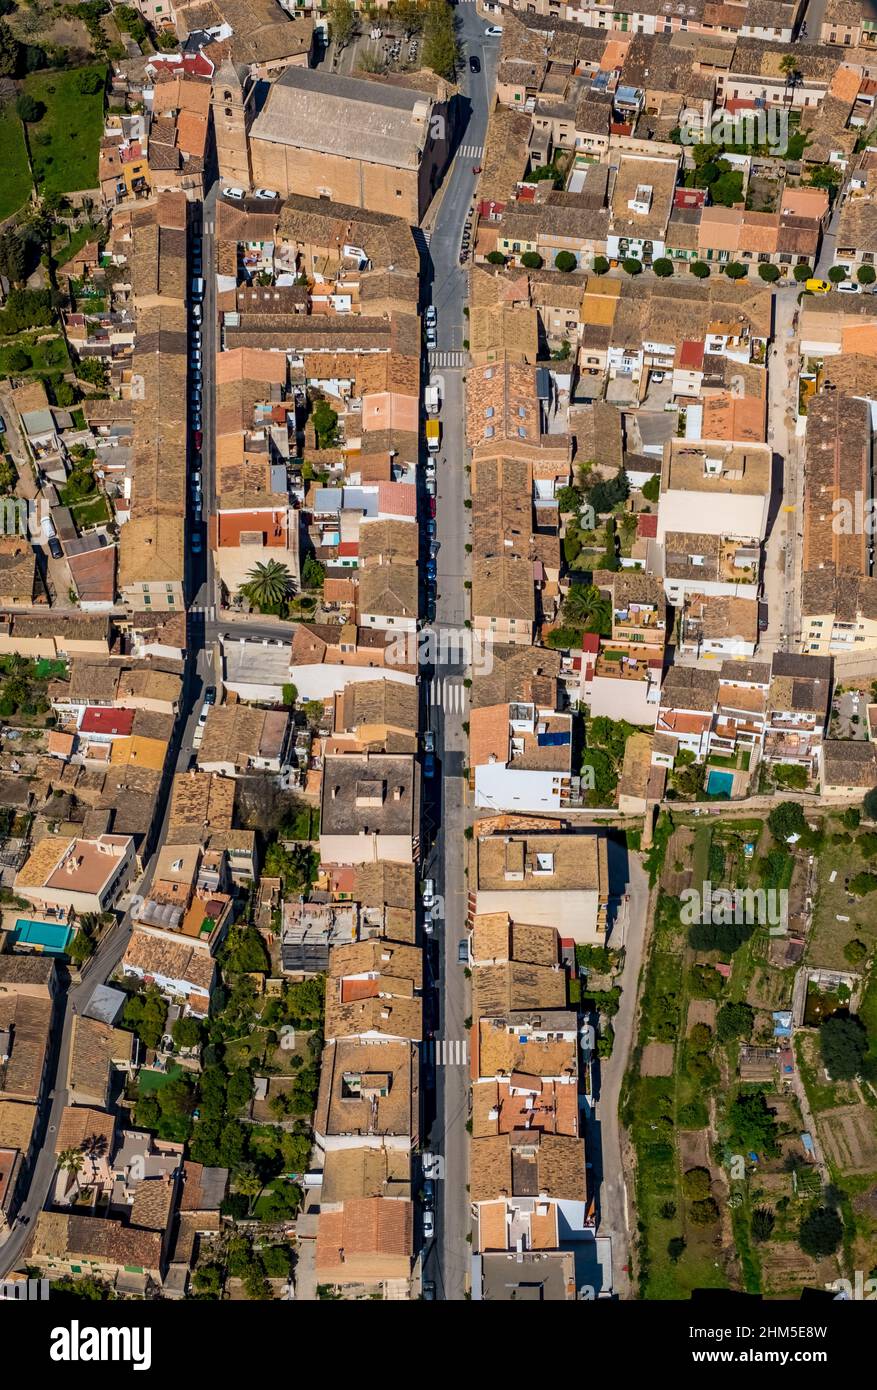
left=190, top=234, right=204, bottom=555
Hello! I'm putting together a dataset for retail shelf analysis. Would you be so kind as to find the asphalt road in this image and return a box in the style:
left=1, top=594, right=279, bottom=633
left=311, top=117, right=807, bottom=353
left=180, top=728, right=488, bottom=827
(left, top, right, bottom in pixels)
left=420, top=10, right=499, bottom=1303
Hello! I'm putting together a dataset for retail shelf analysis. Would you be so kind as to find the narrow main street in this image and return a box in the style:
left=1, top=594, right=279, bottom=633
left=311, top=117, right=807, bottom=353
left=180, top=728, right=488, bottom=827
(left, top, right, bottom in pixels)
left=421, top=11, right=497, bottom=1301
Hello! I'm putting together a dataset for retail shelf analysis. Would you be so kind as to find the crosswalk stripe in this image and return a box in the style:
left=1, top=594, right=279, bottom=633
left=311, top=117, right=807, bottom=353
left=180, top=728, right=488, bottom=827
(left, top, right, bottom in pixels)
left=427, top=1039, right=469, bottom=1065
left=428, top=350, right=466, bottom=368
left=456, top=144, right=483, bottom=160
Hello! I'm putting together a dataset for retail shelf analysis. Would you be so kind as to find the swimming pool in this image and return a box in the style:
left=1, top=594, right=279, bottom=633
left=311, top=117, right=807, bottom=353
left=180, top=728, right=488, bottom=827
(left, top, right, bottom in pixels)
left=13, top=918, right=73, bottom=954
left=706, top=769, right=734, bottom=798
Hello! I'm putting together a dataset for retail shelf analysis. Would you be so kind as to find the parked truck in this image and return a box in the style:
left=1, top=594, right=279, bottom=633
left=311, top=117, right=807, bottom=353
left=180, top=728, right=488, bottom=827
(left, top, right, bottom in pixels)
left=425, top=381, right=440, bottom=415
left=426, top=418, right=441, bottom=452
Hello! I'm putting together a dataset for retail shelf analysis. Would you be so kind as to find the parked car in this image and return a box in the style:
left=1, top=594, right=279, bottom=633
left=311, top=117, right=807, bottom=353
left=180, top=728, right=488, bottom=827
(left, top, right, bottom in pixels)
left=423, top=751, right=436, bottom=778
left=426, top=559, right=437, bottom=581
left=458, top=938, right=469, bottom=964
left=47, top=536, right=64, bottom=560
left=423, top=730, right=435, bottom=754
left=191, top=532, right=203, bottom=554
left=427, top=519, right=437, bottom=538
left=469, top=54, right=480, bottom=72
left=191, top=413, right=202, bottom=431
left=426, top=596, right=436, bottom=623
left=222, top=186, right=245, bottom=201
left=837, top=281, right=861, bottom=294
left=426, top=477, right=436, bottom=497
left=192, top=304, right=203, bottom=325
left=422, top=1281, right=436, bottom=1300
left=192, top=451, right=203, bottom=470
left=429, top=497, right=436, bottom=517
left=422, top=1209, right=435, bottom=1241
left=204, top=685, right=217, bottom=705
left=426, top=326, right=437, bottom=349
left=425, top=305, right=437, bottom=328
left=485, top=24, right=503, bottom=35
left=422, top=1179, right=435, bottom=1206
left=254, top=188, right=279, bottom=200
left=422, top=877, right=435, bottom=909
left=193, top=430, right=203, bottom=449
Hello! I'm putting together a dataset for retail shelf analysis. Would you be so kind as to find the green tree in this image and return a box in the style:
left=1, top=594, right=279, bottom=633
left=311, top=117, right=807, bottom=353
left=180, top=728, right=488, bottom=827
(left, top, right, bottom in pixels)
left=667, top=1235, right=686, bottom=1262
left=798, top=1206, right=842, bottom=1257
left=172, top=1016, right=202, bottom=1050
left=282, top=682, right=298, bottom=707
left=520, top=250, right=543, bottom=268
left=652, top=257, right=673, bottom=277
left=691, top=261, right=710, bottom=278
left=751, top=1206, right=775, bottom=1242
left=688, top=1198, right=719, bottom=1225
left=767, top=800, right=806, bottom=842
left=641, top=475, right=660, bottom=503
left=793, top=263, right=812, bottom=282
left=727, top=1091, right=779, bottom=1157
left=555, top=250, right=577, bottom=272
left=758, top=262, right=780, bottom=282
left=592, top=255, right=609, bottom=275
left=302, top=554, right=325, bottom=589
left=328, top=0, right=356, bottom=48
left=863, top=786, right=877, bottom=820
left=311, top=399, right=339, bottom=448
left=222, top=926, right=270, bottom=975
left=239, top=560, right=296, bottom=612
left=843, top=938, right=868, bottom=966
left=235, top=1163, right=264, bottom=1214
left=0, top=229, right=28, bottom=285
left=422, top=0, right=459, bottom=80
left=16, top=93, right=44, bottom=123
left=193, top=1264, right=224, bottom=1296
left=562, top=583, right=611, bottom=635
left=682, top=1167, right=712, bottom=1201
left=58, top=1147, right=85, bottom=1180
left=716, top=1001, right=753, bottom=1042
left=857, top=264, right=876, bottom=285
left=723, top=262, right=748, bottom=279
left=4, top=346, right=31, bottom=373
left=0, top=19, right=20, bottom=75
left=820, top=1014, right=868, bottom=1079
left=828, top=265, right=847, bottom=283
left=622, top=257, right=642, bottom=276
left=486, top=250, right=506, bottom=265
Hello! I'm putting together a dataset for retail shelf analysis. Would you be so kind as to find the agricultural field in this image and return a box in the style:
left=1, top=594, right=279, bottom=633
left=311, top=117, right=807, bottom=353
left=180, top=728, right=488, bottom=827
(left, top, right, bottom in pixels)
left=25, top=65, right=106, bottom=198
left=626, top=812, right=849, bottom=1297
left=808, top=814, right=877, bottom=969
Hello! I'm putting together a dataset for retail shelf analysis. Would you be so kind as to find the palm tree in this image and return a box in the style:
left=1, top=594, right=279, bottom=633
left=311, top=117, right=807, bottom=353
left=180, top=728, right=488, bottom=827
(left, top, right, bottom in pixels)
left=235, top=1164, right=263, bottom=1215
left=58, top=1148, right=84, bottom=1183
left=239, top=560, right=296, bottom=613
left=780, top=54, right=802, bottom=107
left=563, top=583, right=612, bottom=636
left=751, top=1206, right=776, bottom=1242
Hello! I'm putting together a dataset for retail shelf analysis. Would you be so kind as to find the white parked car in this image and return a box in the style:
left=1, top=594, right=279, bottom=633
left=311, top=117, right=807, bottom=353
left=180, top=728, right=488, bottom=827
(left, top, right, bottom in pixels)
left=485, top=24, right=503, bottom=36
left=836, top=281, right=861, bottom=294
left=222, top=186, right=245, bottom=201
left=254, top=188, right=279, bottom=200
left=422, top=1209, right=435, bottom=1241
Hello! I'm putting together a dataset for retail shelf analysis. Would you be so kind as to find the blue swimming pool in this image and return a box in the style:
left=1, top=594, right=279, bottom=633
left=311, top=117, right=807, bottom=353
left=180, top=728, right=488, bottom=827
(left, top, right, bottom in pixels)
left=13, top=918, right=73, bottom=954
left=706, top=769, right=734, bottom=798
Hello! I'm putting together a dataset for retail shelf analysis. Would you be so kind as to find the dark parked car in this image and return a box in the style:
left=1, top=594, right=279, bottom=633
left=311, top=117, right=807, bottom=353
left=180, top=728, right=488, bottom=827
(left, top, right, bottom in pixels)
left=192, top=451, right=203, bottom=470
left=429, top=496, right=436, bottom=517
left=424, top=751, right=436, bottom=778
left=193, top=430, right=203, bottom=449
left=204, top=685, right=217, bottom=705
left=47, top=536, right=64, bottom=560
left=469, top=54, right=480, bottom=72
left=426, top=560, right=437, bottom=581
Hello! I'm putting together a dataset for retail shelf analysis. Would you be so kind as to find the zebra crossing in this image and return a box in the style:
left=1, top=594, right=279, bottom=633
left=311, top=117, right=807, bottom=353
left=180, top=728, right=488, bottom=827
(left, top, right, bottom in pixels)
left=456, top=143, right=484, bottom=161
left=424, top=1038, right=469, bottom=1067
left=422, top=228, right=432, bottom=246
left=428, top=349, right=467, bottom=369
left=188, top=603, right=216, bottom=620
left=429, top=677, right=467, bottom=714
